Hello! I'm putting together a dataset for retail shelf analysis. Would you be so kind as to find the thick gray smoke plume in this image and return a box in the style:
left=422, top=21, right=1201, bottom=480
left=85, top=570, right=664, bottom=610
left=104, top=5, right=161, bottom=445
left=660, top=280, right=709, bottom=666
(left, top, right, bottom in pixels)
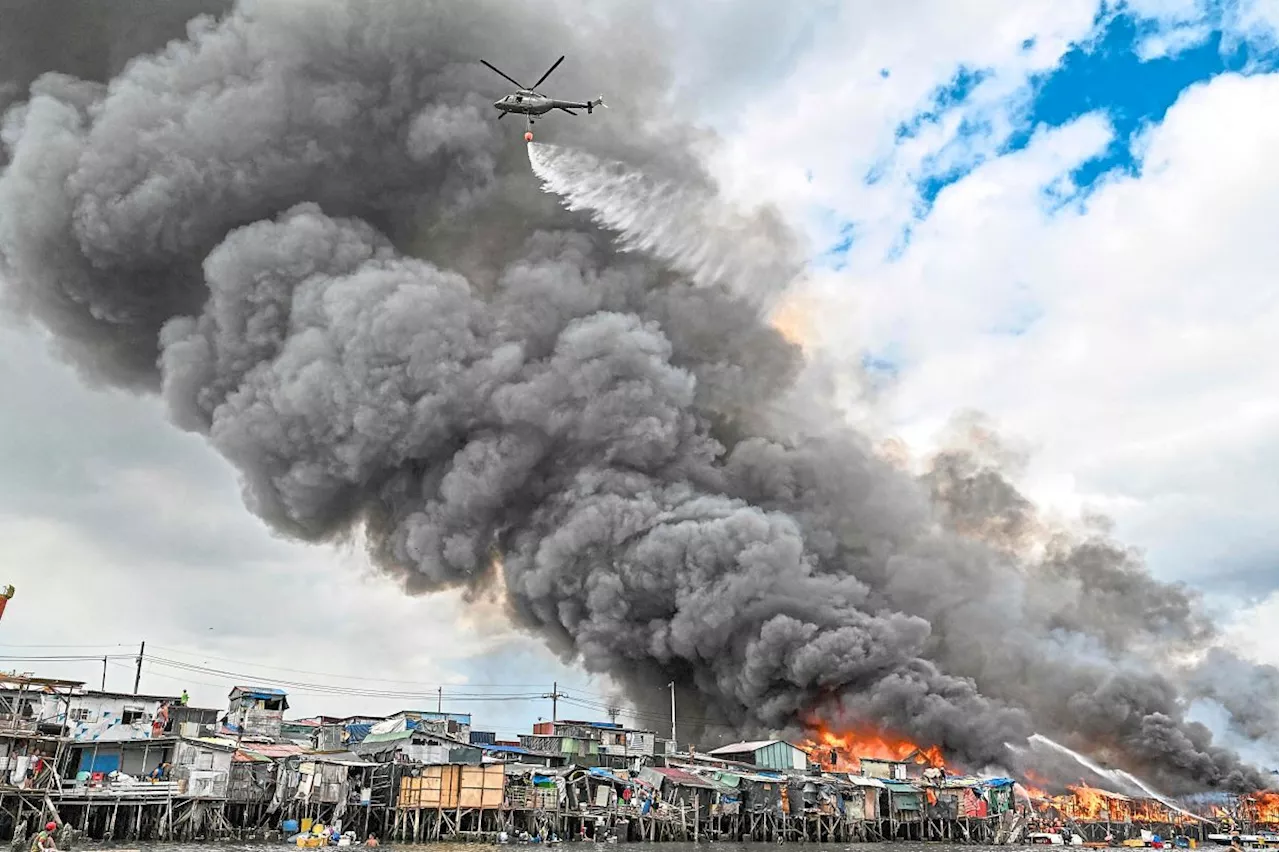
left=0, top=0, right=1272, bottom=794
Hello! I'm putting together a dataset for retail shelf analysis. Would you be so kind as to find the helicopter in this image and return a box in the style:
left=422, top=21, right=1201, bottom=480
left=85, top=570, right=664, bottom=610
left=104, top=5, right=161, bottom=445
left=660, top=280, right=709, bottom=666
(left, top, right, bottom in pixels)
left=481, top=54, right=606, bottom=141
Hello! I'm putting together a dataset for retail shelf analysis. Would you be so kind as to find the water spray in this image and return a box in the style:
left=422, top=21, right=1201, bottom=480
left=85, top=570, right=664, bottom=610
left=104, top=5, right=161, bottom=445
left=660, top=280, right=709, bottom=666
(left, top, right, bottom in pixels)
left=526, top=142, right=802, bottom=306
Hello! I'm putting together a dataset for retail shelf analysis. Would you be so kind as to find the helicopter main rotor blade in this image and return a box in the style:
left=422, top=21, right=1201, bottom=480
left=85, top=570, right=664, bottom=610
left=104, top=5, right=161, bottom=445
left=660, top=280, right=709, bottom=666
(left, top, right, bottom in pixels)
left=480, top=59, right=526, bottom=90
left=557, top=107, right=578, bottom=116
left=531, top=55, right=565, bottom=90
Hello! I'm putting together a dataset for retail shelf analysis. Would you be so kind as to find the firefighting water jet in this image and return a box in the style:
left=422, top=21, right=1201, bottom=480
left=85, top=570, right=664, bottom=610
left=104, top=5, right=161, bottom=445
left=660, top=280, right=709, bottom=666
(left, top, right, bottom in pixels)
left=526, top=141, right=804, bottom=306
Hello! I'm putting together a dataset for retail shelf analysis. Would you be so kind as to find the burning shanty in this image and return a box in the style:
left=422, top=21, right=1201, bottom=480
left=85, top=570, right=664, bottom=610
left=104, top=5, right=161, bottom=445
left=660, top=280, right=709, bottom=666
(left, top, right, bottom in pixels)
left=0, top=670, right=1272, bottom=846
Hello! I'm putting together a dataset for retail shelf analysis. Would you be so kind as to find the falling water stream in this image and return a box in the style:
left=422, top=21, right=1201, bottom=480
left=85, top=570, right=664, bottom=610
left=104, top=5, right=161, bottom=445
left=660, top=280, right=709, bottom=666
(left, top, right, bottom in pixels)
left=526, top=142, right=801, bottom=306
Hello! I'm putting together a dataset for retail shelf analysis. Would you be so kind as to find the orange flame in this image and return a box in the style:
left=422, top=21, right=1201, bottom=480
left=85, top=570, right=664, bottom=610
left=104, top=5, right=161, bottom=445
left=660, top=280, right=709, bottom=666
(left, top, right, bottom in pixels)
left=1020, top=783, right=1049, bottom=801
left=1036, top=783, right=1194, bottom=825
left=1067, top=783, right=1112, bottom=820
left=1245, top=791, right=1278, bottom=825
left=803, top=721, right=950, bottom=774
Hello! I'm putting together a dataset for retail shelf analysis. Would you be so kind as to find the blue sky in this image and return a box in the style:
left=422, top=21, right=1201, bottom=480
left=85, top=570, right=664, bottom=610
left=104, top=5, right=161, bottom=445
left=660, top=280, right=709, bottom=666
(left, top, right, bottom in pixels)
left=828, top=2, right=1279, bottom=385
left=840, top=1, right=1280, bottom=259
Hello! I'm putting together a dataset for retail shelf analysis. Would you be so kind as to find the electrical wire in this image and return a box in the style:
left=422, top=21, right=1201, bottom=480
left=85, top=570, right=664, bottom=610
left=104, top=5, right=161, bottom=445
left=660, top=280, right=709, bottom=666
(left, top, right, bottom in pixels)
left=146, top=644, right=591, bottom=690
left=4, top=650, right=738, bottom=733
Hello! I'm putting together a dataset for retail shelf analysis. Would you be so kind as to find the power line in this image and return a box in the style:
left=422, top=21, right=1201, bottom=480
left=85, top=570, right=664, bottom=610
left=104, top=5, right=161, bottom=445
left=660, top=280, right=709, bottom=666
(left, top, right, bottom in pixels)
left=3, top=650, right=741, bottom=734
left=0, top=642, right=137, bottom=650
left=146, top=644, right=592, bottom=690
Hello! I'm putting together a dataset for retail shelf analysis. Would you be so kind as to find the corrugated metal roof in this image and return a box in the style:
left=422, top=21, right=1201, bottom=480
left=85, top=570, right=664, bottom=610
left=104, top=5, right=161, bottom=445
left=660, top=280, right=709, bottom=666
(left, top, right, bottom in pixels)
left=238, top=742, right=306, bottom=758
left=230, top=685, right=287, bottom=696
left=706, top=740, right=780, bottom=755
left=646, top=767, right=716, bottom=789
left=388, top=710, right=473, bottom=725
left=82, top=690, right=181, bottom=702
left=311, top=751, right=377, bottom=767
left=883, top=782, right=921, bottom=793
left=483, top=744, right=538, bottom=755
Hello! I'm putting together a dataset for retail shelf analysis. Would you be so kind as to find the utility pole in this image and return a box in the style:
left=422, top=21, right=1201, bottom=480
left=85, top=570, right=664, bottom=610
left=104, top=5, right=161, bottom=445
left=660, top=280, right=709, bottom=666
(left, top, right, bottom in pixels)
left=101, top=657, right=107, bottom=691
left=133, top=640, right=145, bottom=694
left=668, top=682, right=676, bottom=750
left=437, top=686, right=442, bottom=714
left=541, top=681, right=562, bottom=721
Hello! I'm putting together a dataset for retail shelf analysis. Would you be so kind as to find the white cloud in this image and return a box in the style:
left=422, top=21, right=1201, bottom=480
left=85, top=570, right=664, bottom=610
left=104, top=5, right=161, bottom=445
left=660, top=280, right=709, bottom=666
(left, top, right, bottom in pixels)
left=1222, top=590, right=1280, bottom=667
left=705, top=3, right=1277, bottom=630
left=706, top=0, right=1103, bottom=253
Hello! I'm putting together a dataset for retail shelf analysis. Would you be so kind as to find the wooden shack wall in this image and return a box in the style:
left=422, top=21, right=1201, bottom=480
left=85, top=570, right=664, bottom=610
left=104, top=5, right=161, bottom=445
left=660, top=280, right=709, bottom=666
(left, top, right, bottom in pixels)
left=398, top=764, right=473, bottom=809
left=459, top=765, right=504, bottom=808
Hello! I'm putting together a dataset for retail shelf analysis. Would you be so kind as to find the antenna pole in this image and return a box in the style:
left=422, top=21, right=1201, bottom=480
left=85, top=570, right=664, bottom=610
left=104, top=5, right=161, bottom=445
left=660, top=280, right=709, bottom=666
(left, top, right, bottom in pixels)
left=668, top=682, right=676, bottom=748
left=133, top=640, right=145, bottom=695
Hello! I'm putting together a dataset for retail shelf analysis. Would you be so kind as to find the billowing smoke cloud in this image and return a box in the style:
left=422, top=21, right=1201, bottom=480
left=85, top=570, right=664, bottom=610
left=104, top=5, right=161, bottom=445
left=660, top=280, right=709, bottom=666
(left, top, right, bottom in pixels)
left=0, top=0, right=234, bottom=138
left=1186, top=648, right=1280, bottom=745
left=0, top=0, right=1272, bottom=794
left=913, top=414, right=1274, bottom=791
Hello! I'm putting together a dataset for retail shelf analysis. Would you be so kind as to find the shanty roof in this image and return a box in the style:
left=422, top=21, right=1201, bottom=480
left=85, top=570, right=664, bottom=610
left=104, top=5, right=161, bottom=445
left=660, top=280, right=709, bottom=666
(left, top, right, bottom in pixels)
left=360, top=729, right=415, bottom=745
left=0, top=674, right=84, bottom=691
left=230, top=685, right=288, bottom=699
left=483, top=744, right=542, bottom=756
left=587, top=767, right=634, bottom=786
left=361, top=728, right=475, bottom=747
left=847, top=775, right=887, bottom=788
left=554, top=719, right=623, bottom=730
left=883, top=782, right=921, bottom=794
left=644, top=767, right=716, bottom=790
left=238, top=742, right=307, bottom=759
left=345, top=723, right=373, bottom=744
left=706, top=740, right=796, bottom=755
left=310, top=751, right=377, bottom=767
left=938, top=775, right=1016, bottom=789
left=712, top=769, right=787, bottom=785
left=388, top=710, right=473, bottom=725
left=184, top=736, right=239, bottom=752
left=78, top=690, right=181, bottom=703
